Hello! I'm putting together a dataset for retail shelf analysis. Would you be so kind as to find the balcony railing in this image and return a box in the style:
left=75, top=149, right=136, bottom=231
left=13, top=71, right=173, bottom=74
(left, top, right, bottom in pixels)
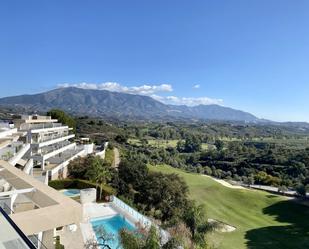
left=0, top=203, right=48, bottom=249
left=33, top=141, right=72, bottom=156
left=20, top=123, right=65, bottom=131
left=38, top=133, right=72, bottom=143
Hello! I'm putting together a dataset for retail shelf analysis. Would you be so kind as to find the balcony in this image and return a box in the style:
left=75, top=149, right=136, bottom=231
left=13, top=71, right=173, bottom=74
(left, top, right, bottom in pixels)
left=0, top=142, right=30, bottom=166
left=34, top=134, right=75, bottom=148
left=19, top=123, right=66, bottom=132
left=0, top=206, right=37, bottom=249
left=46, top=146, right=85, bottom=173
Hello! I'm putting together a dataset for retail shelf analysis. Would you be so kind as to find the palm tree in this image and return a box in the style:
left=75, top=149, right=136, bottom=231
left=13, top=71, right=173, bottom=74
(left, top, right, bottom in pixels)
left=96, top=162, right=112, bottom=200
left=183, top=202, right=216, bottom=248
left=86, top=156, right=112, bottom=200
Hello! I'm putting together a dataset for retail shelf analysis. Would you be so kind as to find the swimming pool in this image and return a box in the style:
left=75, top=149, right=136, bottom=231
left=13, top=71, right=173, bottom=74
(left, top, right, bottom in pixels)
left=61, top=189, right=80, bottom=197
left=91, top=214, right=136, bottom=249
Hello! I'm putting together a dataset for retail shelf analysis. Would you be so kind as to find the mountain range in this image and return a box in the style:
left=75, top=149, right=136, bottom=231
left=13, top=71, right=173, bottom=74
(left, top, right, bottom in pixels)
left=0, top=87, right=260, bottom=122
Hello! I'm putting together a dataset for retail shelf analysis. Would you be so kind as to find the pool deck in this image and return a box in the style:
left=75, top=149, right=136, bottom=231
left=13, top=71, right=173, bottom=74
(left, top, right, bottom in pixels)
left=79, top=201, right=170, bottom=247
left=83, top=202, right=118, bottom=220
left=56, top=224, right=84, bottom=249
left=80, top=203, right=118, bottom=244
left=80, top=202, right=141, bottom=245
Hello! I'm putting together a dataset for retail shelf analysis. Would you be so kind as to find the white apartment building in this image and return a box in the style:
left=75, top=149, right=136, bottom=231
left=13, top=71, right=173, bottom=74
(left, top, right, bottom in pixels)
left=0, top=114, right=97, bottom=249
left=15, top=115, right=94, bottom=183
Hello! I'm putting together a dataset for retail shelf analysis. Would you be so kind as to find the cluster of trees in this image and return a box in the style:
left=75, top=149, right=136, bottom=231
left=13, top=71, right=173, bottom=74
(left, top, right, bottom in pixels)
left=47, top=109, right=77, bottom=132
left=113, top=153, right=214, bottom=248
left=119, top=201, right=214, bottom=249
left=177, top=135, right=202, bottom=153
left=76, top=116, right=309, bottom=190
left=121, top=134, right=309, bottom=190
left=199, top=142, right=309, bottom=189
left=68, top=150, right=214, bottom=248
left=115, top=156, right=189, bottom=223
left=68, top=155, right=114, bottom=199
left=83, top=120, right=309, bottom=142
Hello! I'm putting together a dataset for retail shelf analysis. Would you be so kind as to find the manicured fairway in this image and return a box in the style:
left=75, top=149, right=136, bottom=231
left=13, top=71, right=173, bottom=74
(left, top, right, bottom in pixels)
left=150, top=165, right=309, bottom=249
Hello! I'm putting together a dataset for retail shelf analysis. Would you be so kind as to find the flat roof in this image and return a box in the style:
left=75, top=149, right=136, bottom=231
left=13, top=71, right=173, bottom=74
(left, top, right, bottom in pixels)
left=0, top=160, right=82, bottom=235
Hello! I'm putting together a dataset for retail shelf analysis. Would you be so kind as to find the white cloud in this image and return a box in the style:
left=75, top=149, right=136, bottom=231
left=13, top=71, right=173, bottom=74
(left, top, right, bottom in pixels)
left=58, top=82, right=223, bottom=106
left=193, top=84, right=200, bottom=89
left=163, top=96, right=223, bottom=106
left=57, top=82, right=173, bottom=95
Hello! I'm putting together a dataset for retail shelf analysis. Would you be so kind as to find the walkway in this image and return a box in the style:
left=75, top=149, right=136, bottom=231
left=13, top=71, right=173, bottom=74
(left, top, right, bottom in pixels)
left=113, top=148, right=120, bottom=168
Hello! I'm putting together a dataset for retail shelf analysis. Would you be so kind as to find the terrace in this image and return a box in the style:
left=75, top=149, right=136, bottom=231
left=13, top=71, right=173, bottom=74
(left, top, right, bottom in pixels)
left=0, top=160, right=83, bottom=239
left=19, top=122, right=65, bottom=132
left=79, top=195, right=169, bottom=249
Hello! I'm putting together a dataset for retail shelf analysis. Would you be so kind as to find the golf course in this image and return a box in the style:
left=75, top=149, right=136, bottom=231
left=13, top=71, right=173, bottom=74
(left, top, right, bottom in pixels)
left=150, top=165, right=309, bottom=249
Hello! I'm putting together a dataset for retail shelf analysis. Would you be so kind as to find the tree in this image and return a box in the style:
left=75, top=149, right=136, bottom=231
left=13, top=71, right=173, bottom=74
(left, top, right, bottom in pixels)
left=84, top=226, right=114, bottom=249
left=162, top=238, right=181, bottom=249
left=214, top=140, right=224, bottom=151
left=68, top=156, right=91, bottom=179
left=115, top=134, right=128, bottom=143
left=86, top=156, right=113, bottom=200
left=243, top=175, right=255, bottom=187
left=278, top=185, right=288, bottom=194
left=166, top=223, right=191, bottom=249
left=183, top=202, right=214, bottom=248
left=143, top=226, right=160, bottom=249
left=185, top=135, right=201, bottom=153
left=137, top=172, right=189, bottom=222
left=296, top=184, right=308, bottom=198
left=177, top=135, right=201, bottom=153
left=47, top=109, right=76, bottom=132
left=119, top=229, right=143, bottom=249
left=204, top=166, right=212, bottom=176
left=117, top=159, right=149, bottom=196
left=119, top=226, right=160, bottom=249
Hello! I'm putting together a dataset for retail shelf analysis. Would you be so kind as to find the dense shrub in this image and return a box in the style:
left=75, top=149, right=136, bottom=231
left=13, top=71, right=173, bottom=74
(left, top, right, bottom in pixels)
left=54, top=236, right=64, bottom=249
left=47, top=109, right=76, bottom=132
left=48, top=179, right=116, bottom=200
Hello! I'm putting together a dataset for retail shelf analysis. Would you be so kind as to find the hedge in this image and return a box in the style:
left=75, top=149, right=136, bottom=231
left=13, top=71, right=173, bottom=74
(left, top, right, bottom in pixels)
left=54, top=236, right=64, bottom=249
left=48, top=179, right=116, bottom=201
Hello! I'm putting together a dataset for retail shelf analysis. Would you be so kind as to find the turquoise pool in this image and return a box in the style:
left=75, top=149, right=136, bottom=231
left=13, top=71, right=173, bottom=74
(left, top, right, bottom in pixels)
left=91, top=215, right=136, bottom=249
left=61, top=189, right=80, bottom=197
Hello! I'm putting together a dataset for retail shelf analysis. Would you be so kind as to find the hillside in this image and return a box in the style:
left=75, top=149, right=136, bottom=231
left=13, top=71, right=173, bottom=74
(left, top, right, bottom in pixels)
left=0, top=87, right=259, bottom=122
left=150, top=165, right=309, bottom=249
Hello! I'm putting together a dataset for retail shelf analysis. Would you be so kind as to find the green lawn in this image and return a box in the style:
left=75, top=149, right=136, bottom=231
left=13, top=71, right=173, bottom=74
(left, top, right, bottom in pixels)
left=150, top=165, right=309, bottom=249
left=148, top=139, right=179, bottom=148
left=129, top=138, right=212, bottom=150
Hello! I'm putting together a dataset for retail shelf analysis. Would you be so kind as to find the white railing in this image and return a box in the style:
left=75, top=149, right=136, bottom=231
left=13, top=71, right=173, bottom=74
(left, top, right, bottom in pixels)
left=111, top=196, right=170, bottom=244
left=23, top=159, right=34, bottom=175
left=8, top=143, right=30, bottom=166
left=39, top=132, right=71, bottom=143
left=20, top=123, right=64, bottom=131
left=111, top=196, right=152, bottom=228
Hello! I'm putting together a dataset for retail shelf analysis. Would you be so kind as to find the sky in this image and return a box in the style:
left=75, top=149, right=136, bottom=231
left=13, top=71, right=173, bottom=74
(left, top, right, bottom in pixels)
left=0, top=0, right=308, bottom=122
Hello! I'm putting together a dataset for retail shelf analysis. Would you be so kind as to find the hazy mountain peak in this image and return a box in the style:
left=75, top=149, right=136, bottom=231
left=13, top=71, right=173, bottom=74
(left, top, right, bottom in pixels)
left=0, top=87, right=259, bottom=122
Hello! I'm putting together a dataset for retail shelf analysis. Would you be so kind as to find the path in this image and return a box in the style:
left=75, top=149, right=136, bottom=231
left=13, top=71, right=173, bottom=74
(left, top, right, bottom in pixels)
left=203, top=175, right=245, bottom=189
left=113, top=148, right=120, bottom=168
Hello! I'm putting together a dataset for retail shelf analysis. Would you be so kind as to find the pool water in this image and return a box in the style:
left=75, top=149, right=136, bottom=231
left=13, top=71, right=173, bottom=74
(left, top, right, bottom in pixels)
left=91, top=215, right=136, bottom=249
left=62, top=189, right=80, bottom=197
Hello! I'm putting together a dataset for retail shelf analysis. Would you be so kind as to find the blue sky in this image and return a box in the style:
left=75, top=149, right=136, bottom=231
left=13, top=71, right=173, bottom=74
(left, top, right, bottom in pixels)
left=0, top=0, right=308, bottom=122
